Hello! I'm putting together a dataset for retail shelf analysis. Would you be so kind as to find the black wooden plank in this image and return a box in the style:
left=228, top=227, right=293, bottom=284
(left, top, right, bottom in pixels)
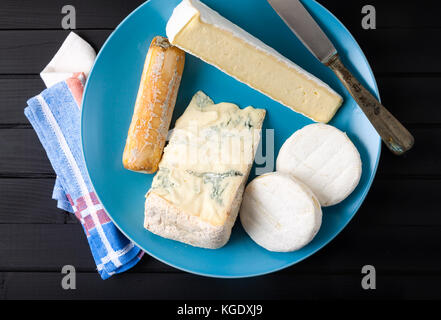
left=0, top=0, right=440, bottom=30
left=1, top=29, right=441, bottom=75
left=0, top=224, right=176, bottom=273
left=0, top=30, right=111, bottom=74
left=358, top=178, right=441, bottom=226
left=1, top=223, right=440, bottom=274
left=0, top=0, right=144, bottom=29
left=0, top=127, right=438, bottom=176
left=351, top=29, right=441, bottom=74
left=0, top=178, right=71, bottom=224
left=320, top=0, right=441, bottom=29
left=2, top=76, right=441, bottom=125
left=0, top=177, right=438, bottom=274
left=0, top=129, right=53, bottom=175
left=0, top=77, right=44, bottom=125
left=0, top=224, right=96, bottom=272
left=377, top=126, right=441, bottom=177
left=377, top=76, right=441, bottom=124
left=0, top=177, right=438, bottom=226
left=1, top=271, right=440, bottom=300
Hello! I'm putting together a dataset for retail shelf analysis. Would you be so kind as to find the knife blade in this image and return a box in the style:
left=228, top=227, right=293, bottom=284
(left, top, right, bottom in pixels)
left=267, top=0, right=414, bottom=155
left=267, top=0, right=337, bottom=64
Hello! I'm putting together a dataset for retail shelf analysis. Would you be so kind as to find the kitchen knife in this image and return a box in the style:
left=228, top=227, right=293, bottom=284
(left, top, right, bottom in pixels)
left=267, top=0, right=414, bottom=155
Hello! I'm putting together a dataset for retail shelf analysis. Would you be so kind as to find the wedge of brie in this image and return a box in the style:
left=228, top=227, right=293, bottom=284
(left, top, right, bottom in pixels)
left=166, top=0, right=343, bottom=123
left=144, top=91, right=266, bottom=249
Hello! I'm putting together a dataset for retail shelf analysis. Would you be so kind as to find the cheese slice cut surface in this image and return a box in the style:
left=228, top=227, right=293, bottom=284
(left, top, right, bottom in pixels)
left=166, top=0, right=343, bottom=123
left=144, top=91, right=266, bottom=248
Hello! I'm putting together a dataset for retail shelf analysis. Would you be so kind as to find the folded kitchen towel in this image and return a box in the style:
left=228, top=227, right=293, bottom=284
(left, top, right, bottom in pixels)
left=40, top=32, right=97, bottom=212
left=25, top=73, right=144, bottom=279
left=24, top=33, right=144, bottom=279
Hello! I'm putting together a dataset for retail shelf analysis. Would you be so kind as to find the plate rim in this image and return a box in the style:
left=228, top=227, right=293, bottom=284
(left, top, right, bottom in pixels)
left=81, top=0, right=382, bottom=278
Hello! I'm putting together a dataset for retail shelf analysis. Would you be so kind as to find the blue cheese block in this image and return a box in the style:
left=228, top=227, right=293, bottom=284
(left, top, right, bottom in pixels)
left=144, top=91, right=266, bottom=249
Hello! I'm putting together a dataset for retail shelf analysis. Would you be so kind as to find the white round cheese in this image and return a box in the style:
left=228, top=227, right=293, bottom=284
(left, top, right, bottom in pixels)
left=276, top=123, right=362, bottom=207
left=240, top=172, right=322, bottom=252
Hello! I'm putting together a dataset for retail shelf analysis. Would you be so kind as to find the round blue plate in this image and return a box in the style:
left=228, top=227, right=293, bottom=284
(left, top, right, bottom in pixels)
left=82, top=0, right=381, bottom=278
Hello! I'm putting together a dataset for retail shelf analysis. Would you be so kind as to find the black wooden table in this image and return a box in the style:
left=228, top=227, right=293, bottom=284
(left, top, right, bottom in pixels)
left=1, top=0, right=440, bottom=300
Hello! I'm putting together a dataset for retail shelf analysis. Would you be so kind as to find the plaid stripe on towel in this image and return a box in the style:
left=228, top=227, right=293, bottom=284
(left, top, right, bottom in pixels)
left=24, top=73, right=144, bottom=279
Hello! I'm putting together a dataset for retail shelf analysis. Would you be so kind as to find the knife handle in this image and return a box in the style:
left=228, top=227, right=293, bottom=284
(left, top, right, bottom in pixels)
left=327, top=54, right=414, bottom=155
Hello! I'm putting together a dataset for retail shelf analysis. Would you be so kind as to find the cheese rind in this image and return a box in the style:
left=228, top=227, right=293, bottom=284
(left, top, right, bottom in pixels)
left=166, top=0, right=343, bottom=123
left=144, top=91, right=266, bottom=248
left=240, top=172, right=322, bottom=252
left=123, top=36, right=185, bottom=173
left=276, top=123, right=362, bottom=206
left=145, top=183, right=243, bottom=249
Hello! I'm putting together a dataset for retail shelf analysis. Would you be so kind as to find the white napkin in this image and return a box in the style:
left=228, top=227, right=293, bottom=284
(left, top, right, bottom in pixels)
left=40, top=32, right=96, bottom=88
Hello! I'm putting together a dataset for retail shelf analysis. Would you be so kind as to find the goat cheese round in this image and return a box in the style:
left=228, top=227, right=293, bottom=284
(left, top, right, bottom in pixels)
left=240, top=172, right=322, bottom=252
left=276, top=123, right=362, bottom=207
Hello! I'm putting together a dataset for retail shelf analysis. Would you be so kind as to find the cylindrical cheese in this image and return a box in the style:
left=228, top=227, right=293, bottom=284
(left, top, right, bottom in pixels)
left=276, top=123, right=362, bottom=206
left=123, top=36, right=185, bottom=173
left=240, top=172, right=322, bottom=252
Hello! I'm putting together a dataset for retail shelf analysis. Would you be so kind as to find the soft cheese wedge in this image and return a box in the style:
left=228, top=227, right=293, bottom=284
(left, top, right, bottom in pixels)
left=144, top=91, right=266, bottom=249
left=166, top=0, right=343, bottom=123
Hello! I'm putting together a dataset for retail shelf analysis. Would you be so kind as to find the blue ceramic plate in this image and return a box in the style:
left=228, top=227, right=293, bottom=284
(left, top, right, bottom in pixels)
left=82, top=0, right=381, bottom=278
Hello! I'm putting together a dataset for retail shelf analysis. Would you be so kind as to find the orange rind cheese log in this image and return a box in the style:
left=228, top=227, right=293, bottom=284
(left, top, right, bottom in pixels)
left=123, top=36, right=185, bottom=173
